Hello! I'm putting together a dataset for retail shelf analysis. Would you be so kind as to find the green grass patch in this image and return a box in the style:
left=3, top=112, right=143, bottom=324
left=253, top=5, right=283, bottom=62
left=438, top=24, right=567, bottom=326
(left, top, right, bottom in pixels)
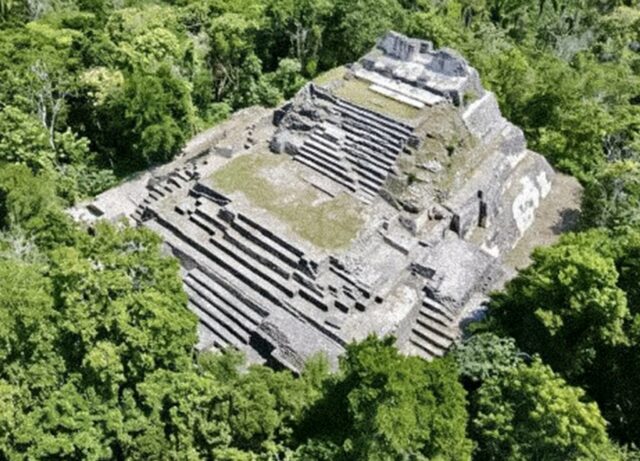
left=210, top=153, right=363, bottom=250
left=312, top=66, right=347, bottom=86
left=333, top=79, right=421, bottom=120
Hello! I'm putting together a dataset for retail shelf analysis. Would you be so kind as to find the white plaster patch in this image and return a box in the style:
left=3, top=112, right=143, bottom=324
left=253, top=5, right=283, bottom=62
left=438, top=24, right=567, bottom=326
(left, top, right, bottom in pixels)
left=536, top=171, right=552, bottom=198
left=512, top=176, right=541, bottom=235
left=481, top=243, right=500, bottom=258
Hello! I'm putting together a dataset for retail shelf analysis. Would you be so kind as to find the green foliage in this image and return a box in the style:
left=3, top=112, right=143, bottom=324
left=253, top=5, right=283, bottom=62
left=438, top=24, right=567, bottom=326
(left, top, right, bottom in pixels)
left=472, top=359, right=620, bottom=461
left=581, top=160, right=640, bottom=230
left=452, top=333, right=524, bottom=384
left=484, top=231, right=629, bottom=378
left=299, top=336, right=472, bottom=461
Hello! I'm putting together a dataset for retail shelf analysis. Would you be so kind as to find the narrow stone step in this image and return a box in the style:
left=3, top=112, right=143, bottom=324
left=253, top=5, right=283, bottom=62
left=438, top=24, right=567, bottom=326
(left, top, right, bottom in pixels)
left=237, top=212, right=306, bottom=258
left=189, top=300, right=239, bottom=348
left=185, top=277, right=255, bottom=339
left=333, top=97, right=414, bottom=137
left=356, top=173, right=382, bottom=195
left=408, top=336, right=442, bottom=358
left=297, top=146, right=353, bottom=182
left=186, top=287, right=249, bottom=346
left=294, top=155, right=357, bottom=193
left=423, top=296, right=456, bottom=322
left=197, top=202, right=300, bottom=271
left=353, top=161, right=387, bottom=184
left=147, top=215, right=286, bottom=311
left=208, top=234, right=296, bottom=299
left=419, top=307, right=453, bottom=329
left=299, top=143, right=346, bottom=173
left=339, top=107, right=409, bottom=146
left=188, top=269, right=264, bottom=325
left=304, top=138, right=343, bottom=162
left=195, top=321, right=224, bottom=350
left=344, top=144, right=394, bottom=172
left=309, top=132, right=340, bottom=151
left=343, top=118, right=403, bottom=151
left=414, top=317, right=456, bottom=347
left=343, top=127, right=400, bottom=161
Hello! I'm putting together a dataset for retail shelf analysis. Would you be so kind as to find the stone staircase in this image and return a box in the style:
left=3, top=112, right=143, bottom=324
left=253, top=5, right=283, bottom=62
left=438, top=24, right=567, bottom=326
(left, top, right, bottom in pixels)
left=291, top=86, right=415, bottom=204
left=142, top=185, right=374, bottom=355
left=132, top=167, right=196, bottom=223
left=405, top=295, right=460, bottom=360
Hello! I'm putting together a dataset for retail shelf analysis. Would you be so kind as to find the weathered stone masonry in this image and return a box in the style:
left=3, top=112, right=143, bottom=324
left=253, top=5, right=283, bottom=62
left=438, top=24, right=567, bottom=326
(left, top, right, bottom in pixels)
left=71, top=32, right=561, bottom=372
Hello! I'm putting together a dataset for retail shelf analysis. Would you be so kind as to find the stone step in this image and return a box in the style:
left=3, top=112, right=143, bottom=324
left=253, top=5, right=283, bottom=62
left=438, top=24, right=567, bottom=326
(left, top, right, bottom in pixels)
left=206, top=207, right=302, bottom=272
left=299, top=143, right=346, bottom=173
left=341, top=117, right=399, bottom=146
left=147, top=215, right=286, bottom=311
left=167, top=177, right=184, bottom=189
left=419, top=306, right=453, bottom=329
left=305, top=137, right=343, bottom=162
left=342, top=118, right=403, bottom=151
left=297, top=145, right=353, bottom=182
left=412, top=321, right=450, bottom=349
left=186, top=277, right=257, bottom=338
left=189, top=268, right=266, bottom=324
left=347, top=147, right=391, bottom=177
left=298, top=288, right=329, bottom=312
left=148, top=190, right=163, bottom=201
left=207, top=234, right=296, bottom=299
left=356, top=173, right=383, bottom=195
left=344, top=144, right=394, bottom=171
left=333, top=97, right=414, bottom=137
left=294, top=154, right=357, bottom=193
left=189, top=212, right=217, bottom=236
left=172, top=170, right=191, bottom=182
left=343, top=127, right=400, bottom=161
left=236, top=212, right=306, bottom=259
left=353, top=161, right=387, bottom=183
left=408, top=336, right=442, bottom=359
left=414, top=317, right=456, bottom=347
left=339, top=109, right=409, bottom=148
left=185, top=283, right=251, bottom=346
left=189, top=299, right=242, bottom=348
left=193, top=206, right=228, bottom=233
left=423, top=296, right=456, bottom=322
left=195, top=322, right=225, bottom=350
left=309, top=132, right=340, bottom=151
left=193, top=206, right=293, bottom=281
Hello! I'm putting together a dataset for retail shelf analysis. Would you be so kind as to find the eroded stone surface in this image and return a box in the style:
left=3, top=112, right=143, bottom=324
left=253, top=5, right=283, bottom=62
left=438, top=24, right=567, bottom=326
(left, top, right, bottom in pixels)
left=70, top=32, right=578, bottom=371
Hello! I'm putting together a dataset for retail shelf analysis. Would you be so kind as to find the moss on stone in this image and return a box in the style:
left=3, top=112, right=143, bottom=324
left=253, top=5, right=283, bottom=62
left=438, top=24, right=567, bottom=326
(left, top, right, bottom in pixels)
left=332, top=78, right=422, bottom=120
left=210, top=153, right=363, bottom=250
left=312, top=66, right=348, bottom=86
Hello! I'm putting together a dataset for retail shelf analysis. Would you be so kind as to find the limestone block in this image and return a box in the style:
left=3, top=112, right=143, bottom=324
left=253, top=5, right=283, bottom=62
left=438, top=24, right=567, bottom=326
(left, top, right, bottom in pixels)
left=463, top=91, right=505, bottom=140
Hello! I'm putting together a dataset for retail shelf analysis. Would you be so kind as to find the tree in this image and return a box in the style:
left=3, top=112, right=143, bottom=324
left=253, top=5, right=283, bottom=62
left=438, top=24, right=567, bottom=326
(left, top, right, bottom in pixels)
left=472, top=359, right=621, bottom=461
left=322, top=0, right=405, bottom=67
left=581, top=160, right=640, bottom=230
left=299, top=336, right=472, bottom=461
left=484, top=231, right=629, bottom=378
left=452, top=333, right=524, bottom=385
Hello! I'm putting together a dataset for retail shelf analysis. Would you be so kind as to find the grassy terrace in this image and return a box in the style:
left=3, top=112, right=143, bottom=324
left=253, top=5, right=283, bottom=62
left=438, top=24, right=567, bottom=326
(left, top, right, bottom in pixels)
left=210, top=153, right=363, bottom=250
left=332, top=78, right=422, bottom=120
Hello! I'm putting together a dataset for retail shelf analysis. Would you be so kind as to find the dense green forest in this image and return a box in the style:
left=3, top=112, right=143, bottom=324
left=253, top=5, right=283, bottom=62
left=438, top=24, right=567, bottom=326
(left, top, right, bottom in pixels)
left=2, top=0, right=640, bottom=459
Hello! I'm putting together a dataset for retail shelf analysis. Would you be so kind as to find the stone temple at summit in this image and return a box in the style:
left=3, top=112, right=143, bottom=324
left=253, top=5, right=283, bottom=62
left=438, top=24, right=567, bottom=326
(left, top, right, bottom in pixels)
left=71, top=32, right=571, bottom=372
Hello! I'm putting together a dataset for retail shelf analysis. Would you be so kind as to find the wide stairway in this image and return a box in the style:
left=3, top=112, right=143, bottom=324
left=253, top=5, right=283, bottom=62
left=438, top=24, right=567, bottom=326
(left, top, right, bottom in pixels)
left=293, top=86, right=415, bottom=203
left=143, top=188, right=364, bottom=354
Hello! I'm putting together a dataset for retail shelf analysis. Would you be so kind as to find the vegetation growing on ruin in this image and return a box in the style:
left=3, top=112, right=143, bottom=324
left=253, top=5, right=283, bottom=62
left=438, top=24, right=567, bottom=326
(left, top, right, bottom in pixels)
left=211, top=153, right=363, bottom=250
left=333, top=78, right=422, bottom=120
left=2, top=0, right=640, bottom=459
